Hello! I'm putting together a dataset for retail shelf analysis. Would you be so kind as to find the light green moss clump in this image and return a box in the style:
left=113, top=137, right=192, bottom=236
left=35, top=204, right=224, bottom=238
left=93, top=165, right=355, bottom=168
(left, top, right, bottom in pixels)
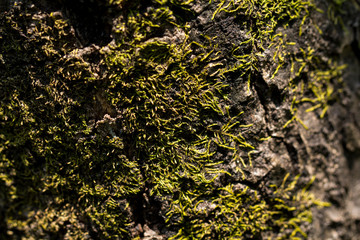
left=0, top=0, right=337, bottom=239
left=167, top=174, right=329, bottom=239
left=211, top=0, right=346, bottom=129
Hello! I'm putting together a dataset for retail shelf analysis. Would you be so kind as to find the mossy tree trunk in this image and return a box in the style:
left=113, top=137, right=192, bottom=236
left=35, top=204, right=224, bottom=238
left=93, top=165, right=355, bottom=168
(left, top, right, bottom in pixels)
left=1, top=0, right=360, bottom=239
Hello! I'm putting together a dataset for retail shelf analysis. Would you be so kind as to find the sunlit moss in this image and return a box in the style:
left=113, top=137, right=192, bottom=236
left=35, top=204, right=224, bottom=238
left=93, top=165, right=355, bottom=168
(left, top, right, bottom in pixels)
left=0, top=0, right=337, bottom=239
left=211, top=0, right=345, bottom=128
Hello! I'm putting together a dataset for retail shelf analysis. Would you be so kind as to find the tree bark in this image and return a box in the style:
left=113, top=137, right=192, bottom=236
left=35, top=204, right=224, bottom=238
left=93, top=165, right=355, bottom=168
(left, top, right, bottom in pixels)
left=0, top=0, right=360, bottom=239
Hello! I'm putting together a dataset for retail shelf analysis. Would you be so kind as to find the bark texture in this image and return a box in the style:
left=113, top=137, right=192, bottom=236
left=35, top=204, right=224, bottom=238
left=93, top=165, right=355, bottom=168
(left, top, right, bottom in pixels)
left=0, top=0, right=360, bottom=239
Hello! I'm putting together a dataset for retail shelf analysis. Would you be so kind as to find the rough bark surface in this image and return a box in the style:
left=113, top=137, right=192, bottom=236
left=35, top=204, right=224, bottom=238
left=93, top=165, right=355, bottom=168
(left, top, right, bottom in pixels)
left=0, top=0, right=360, bottom=239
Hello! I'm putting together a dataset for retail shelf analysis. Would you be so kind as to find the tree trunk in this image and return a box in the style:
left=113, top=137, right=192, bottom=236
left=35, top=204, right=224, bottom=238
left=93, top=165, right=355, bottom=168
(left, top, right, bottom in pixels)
left=1, top=0, right=360, bottom=239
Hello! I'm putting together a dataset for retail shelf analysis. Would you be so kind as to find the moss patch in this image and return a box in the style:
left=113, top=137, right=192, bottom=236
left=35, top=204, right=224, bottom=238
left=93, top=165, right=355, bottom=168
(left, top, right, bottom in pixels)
left=0, top=0, right=338, bottom=239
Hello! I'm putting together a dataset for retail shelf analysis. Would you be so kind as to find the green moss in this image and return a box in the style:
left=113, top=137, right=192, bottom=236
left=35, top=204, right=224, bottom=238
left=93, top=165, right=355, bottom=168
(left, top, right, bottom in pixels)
left=284, top=51, right=346, bottom=129
left=0, top=0, right=336, bottom=239
left=167, top=174, right=329, bottom=239
left=211, top=0, right=345, bottom=128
